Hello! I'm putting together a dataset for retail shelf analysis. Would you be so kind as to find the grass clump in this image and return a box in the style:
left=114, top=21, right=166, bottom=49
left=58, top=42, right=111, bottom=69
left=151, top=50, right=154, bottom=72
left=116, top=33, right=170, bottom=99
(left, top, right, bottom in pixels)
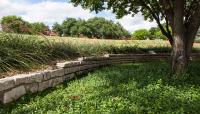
left=0, top=33, right=77, bottom=73
left=0, top=32, right=200, bottom=74
left=1, top=61, right=200, bottom=114
left=0, top=33, right=171, bottom=73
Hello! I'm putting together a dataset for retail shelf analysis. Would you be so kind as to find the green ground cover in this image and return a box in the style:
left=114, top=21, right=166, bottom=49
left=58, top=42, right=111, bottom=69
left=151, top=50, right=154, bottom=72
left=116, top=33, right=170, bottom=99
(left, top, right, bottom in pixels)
left=1, top=61, right=200, bottom=114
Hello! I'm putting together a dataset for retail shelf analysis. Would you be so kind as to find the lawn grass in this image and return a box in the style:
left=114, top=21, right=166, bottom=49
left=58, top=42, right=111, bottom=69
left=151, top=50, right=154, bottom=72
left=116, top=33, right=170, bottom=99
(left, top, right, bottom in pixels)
left=1, top=61, right=200, bottom=114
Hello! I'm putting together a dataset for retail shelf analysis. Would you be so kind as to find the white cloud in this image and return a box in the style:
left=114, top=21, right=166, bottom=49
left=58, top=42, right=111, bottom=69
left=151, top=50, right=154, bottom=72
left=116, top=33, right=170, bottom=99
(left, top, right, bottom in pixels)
left=21, top=1, right=94, bottom=24
left=0, top=0, right=94, bottom=26
left=116, top=14, right=157, bottom=32
left=0, top=0, right=157, bottom=32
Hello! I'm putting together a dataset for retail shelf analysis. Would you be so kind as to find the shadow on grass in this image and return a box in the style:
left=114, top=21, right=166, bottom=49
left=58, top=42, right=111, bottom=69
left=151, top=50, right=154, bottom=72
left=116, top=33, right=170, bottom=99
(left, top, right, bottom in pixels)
left=86, top=61, right=200, bottom=113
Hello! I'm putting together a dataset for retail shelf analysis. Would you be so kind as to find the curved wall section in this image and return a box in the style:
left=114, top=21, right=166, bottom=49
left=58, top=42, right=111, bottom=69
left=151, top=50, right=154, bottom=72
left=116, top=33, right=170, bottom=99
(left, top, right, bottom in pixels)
left=0, top=53, right=199, bottom=104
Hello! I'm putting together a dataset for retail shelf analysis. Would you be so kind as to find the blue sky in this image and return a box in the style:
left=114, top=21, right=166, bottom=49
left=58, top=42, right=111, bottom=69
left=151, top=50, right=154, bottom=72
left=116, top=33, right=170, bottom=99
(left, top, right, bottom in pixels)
left=0, top=0, right=157, bottom=32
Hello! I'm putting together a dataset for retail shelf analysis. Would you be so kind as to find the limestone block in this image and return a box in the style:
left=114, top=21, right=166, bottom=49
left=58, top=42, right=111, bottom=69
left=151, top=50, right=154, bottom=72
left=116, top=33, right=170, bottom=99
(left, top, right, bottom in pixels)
left=56, top=61, right=82, bottom=68
left=38, top=80, right=53, bottom=91
left=78, top=56, right=109, bottom=61
left=52, top=77, right=64, bottom=87
left=50, top=69, right=64, bottom=78
left=42, top=70, right=51, bottom=81
left=63, top=73, right=75, bottom=81
left=14, top=73, right=43, bottom=85
left=25, top=83, right=39, bottom=93
left=0, top=77, right=15, bottom=92
left=0, top=86, right=26, bottom=104
left=64, top=67, right=79, bottom=74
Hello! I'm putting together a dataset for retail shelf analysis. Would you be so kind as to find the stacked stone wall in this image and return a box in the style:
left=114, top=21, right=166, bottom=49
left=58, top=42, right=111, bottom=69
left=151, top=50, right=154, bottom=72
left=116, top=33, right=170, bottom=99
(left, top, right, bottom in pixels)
left=0, top=53, right=198, bottom=104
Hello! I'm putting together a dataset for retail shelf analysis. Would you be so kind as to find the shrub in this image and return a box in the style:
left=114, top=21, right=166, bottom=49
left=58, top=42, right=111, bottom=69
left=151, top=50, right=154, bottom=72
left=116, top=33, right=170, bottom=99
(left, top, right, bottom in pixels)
left=31, top=22, right=50, bottom=35
left=1, top=15, right=32, bottom=34
left=132, top=29, right=150, bottom=40
left=155, top=31, right=167, bottom=40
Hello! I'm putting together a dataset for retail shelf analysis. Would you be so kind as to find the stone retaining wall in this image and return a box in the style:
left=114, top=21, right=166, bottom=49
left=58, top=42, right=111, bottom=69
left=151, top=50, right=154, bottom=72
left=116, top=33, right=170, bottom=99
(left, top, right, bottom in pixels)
left=0, top=53, right=199, bottom=104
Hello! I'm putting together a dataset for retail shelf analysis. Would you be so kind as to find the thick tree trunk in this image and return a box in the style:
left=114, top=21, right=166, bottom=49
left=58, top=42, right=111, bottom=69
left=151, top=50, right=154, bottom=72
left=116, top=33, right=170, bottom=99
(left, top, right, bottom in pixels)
left=171, top=0, right=187, bottom=74
left=185, top=9, right=200, bottom=59
left=171, top=38, right=187, bottom=74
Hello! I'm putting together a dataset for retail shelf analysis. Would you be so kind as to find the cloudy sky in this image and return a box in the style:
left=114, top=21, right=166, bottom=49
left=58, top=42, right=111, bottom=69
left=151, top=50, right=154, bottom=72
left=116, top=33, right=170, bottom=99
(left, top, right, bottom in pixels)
left=0, top=0, right=157, bottom=32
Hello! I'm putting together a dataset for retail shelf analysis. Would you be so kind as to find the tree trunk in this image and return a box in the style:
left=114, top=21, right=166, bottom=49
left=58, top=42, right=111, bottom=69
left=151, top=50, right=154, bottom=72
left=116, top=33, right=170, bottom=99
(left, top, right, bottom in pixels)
left=171, top=0, right=187, bottom=74
left=171, top=38, right=187, bottom=74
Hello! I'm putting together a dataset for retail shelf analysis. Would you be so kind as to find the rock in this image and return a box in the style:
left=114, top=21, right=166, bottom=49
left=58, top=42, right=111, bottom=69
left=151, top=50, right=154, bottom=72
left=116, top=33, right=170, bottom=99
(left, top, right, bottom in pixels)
left=64, top=67, right=79, bottom=74
left=42, top=70, right=51, bottom=81
left=0, top=86, right=26, bottom=104
left=38, top=80, right=53, bottom=91
left=56, top=61, right=81, bottom=68
left=50, top=69, right=64, bottom=78
left=25, top=83, right=39, bottom=93
left=0, top=77, right=15, bottom=92
left=148, top=50, right=156, bottom=54
left=14, top=73, right=43, bottom=85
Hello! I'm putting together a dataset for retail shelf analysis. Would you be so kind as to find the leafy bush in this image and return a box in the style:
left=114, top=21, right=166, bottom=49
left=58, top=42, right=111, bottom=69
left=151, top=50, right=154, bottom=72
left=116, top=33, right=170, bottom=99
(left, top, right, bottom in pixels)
left=1, top=15, right=50, bottom=35
left=133, top=27, right=167, bottom=40
left=155, top=31, right=167, bottom=40
left=132, top=29, right=150, bottom=40
left=1, top=15, right=32, bottom=34
left=31, top=22, right=50, bottom=35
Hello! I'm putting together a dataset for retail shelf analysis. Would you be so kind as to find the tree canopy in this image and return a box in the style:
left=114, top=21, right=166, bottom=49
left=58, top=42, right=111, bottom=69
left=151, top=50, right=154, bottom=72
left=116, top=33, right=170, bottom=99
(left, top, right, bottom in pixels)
left=53, top=17, right=130, bottom=39
left=31, top=22, right=50, bottom=35
left=1, top=15, right=32, bottom=34
left=1, top=15, right=50, bottom=35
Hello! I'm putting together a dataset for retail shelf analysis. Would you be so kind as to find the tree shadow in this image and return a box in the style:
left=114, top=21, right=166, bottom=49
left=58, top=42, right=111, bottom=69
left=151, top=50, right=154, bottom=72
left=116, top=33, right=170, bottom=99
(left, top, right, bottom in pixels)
left=86, top=61, right=200, bottom=113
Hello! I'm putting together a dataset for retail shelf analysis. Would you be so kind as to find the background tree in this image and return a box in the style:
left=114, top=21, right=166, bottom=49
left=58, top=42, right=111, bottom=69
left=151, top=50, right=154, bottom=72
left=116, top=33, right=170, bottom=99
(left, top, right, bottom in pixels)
left=70, top=0, right=200, bottom=73
left=62, top=18, right=77, bottom=36
left=132, top=29, right=150, bottom=40
left=52, top=23, right=63, bottom=36
left=53, top=17, right=130, bottom=39
left=1, top=15, right=32, bottom=34
left=149, top=27, right=167, bottom=40
left=31, top=22, right=50, bottom=35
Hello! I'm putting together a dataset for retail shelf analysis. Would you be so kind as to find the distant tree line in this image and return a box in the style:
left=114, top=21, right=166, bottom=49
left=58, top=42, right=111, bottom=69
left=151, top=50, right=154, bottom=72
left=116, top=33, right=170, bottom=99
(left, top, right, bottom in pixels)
left=0, top=15, right=130, bottom=39
left=52, top=17, right=131, bottom=39
left=0, top=16, right=50, bottom=35
left=132, top=26, right=169, bottom=40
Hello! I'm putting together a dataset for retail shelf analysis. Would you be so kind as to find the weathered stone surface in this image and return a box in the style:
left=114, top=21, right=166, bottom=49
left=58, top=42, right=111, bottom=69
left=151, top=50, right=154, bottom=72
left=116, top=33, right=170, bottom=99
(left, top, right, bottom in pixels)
left=56, top=61, right=82, bottom=68
left=78, top=64, right=98, bottom=71
left=50, top=69, right=65, bottom=78
left=0, top=86, right=26, bottom=104
left=25, top=83, right=39, bottom=93
left=52, top=77, right=64, bottom=87
left=75, top=70, right=88, bottom=75
left=78, top=56, right=109, bottom=61
left=64, top=67, right=79, bottom=74
left=68, top=73, right=76, bottom=79
left=148, top=50, right=156, bottom=54
left=42, top=70, right=51, bottom=81
left=0, top=77, right=15, bottom=92
left=38, top=80, right=53, bottom=91
left=14, top=73, right=43, bottom=85
left=63, top=73, right=75, bottom=81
